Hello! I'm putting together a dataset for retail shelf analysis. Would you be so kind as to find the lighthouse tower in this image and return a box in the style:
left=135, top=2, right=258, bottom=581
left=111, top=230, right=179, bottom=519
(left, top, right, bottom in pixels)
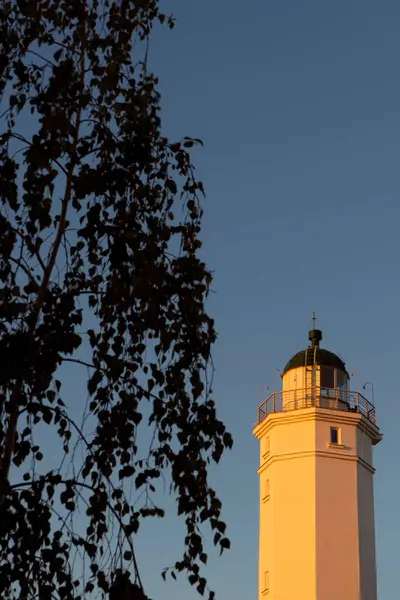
left=253, top=320, right=382, bottom=600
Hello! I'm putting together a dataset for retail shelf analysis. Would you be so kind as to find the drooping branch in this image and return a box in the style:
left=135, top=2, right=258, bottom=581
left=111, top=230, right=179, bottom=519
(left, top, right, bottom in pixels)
left=9, top=256, right=40, bottom=291
left=0, top=1, right=231, bottom=598
left=0, top=4, right=88, bottom=499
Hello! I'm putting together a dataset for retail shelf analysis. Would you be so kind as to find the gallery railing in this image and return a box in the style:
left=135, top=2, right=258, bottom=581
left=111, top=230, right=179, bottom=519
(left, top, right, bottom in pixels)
left=257, top=387, right=376, bottom=425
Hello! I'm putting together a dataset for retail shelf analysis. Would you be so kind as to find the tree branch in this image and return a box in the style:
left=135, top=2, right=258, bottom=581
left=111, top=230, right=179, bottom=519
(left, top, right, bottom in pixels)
left=0, top=7, right=87, bottom=502
left=9, top=256, right=40, bottom=292
left=10, top=226, right=47, bottom=274
left=60, top=357, right=167, bottom=405
left=12, top=476, right=144, bottom=590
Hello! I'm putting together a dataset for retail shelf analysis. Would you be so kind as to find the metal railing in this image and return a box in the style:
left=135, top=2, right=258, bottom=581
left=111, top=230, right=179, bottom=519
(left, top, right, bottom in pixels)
left=257, top=387, right=376, bottom=425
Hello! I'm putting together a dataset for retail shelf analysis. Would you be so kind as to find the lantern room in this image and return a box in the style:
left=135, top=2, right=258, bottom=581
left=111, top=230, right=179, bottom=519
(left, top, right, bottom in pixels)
left=280, top=321, right=350, bottom=411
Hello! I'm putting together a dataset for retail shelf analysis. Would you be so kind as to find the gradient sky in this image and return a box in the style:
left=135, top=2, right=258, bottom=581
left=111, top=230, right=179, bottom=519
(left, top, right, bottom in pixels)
left=5, top=1, right=399, bottom=598
left=136, top=1, right=400, bottom=598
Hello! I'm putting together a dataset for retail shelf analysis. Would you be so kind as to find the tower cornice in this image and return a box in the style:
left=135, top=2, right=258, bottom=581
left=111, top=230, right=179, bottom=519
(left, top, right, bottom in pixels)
left=257, top=449, right=376, bottom=475
left=253, top=407, right=382, bottom=445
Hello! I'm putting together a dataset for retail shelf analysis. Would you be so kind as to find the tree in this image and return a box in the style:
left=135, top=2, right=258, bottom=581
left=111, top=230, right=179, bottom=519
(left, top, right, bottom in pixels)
left=0, top=1, right=232, bottom=598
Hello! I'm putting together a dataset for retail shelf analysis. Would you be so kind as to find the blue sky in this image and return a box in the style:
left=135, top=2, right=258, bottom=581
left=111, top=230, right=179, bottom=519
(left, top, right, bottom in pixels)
left=4, top=1, right=399, bottom=598
left=138, top=1, right=400, bottom=598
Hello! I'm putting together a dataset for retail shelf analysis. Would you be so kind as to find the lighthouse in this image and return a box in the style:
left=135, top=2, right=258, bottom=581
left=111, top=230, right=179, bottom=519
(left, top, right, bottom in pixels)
left=253, top=319, right=382, bottom=600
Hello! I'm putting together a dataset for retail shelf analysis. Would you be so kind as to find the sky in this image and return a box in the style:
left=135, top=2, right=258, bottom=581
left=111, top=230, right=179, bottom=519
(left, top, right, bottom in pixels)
left=138, top=1, right=400, bottom=598
left=3, top=1, right=399, bottom=598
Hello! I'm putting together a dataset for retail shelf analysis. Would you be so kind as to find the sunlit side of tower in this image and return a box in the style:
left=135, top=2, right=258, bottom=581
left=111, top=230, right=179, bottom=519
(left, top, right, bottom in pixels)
left=253, top=320, right=382, bottom=600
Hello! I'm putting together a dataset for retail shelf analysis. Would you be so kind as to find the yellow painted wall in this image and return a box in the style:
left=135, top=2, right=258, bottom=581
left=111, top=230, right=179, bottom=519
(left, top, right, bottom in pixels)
left=254, top=406, right=381, bottom=600
left=315, top=453, right=360, bottom=600
left=256, top=411, right=317, bottom=600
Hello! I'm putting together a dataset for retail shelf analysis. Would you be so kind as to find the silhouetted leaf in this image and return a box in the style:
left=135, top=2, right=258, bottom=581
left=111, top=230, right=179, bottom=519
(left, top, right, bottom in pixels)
left=0, top=2, right=231, bottom=598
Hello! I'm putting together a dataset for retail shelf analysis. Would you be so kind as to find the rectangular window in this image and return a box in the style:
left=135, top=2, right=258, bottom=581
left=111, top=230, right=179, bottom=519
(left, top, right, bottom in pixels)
left=263, top=436, right=270, bottom=456
left=321, top=366, right=335, bottom=389
left=263, top=479, right=270, bottom=502
left=264, top=571, right=269, bottom=592
left=330, top=427, right=339, bottom=445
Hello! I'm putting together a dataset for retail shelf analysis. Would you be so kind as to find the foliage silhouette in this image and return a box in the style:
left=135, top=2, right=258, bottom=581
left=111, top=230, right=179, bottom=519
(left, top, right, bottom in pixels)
left=0, top=1, right=232, bottom=598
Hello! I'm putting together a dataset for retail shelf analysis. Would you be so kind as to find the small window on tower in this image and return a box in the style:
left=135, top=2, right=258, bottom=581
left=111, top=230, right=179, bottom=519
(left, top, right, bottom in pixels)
left=263, top=436, right=270, bottom=457
left=330, top=427, right=339, bottom=445
left=263, top=479, right=270, bottom=503
left=262, top=571, right=269, bottom=594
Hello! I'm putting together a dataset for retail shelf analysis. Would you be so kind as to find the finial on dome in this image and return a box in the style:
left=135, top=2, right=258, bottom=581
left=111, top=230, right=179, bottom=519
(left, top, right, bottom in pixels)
left=308, top=311, right=322, bottom=348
